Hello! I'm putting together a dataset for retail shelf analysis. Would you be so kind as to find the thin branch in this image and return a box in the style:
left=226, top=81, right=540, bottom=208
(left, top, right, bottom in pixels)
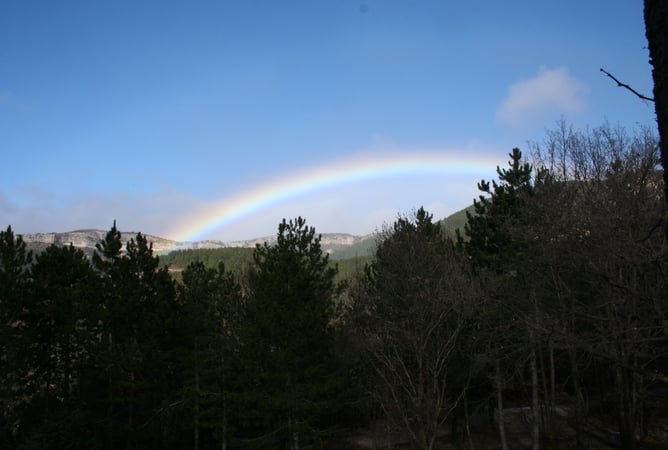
left=600, top=68, right=654, bottom=102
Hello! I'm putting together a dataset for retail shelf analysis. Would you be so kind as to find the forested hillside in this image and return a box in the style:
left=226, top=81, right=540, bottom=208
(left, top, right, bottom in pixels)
left=160, top=246, right=372, bottom=285
left=161, top=247, right=255, bottom=276
left=159, top=210, right=463, bottom=282
left=1, top=122, right=667, bottom=449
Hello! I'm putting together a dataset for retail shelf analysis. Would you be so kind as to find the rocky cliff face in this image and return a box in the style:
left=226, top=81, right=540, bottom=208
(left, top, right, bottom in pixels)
left=19, top=229, right=374, bottom=257
left=21, top=230, right=184, bottom=255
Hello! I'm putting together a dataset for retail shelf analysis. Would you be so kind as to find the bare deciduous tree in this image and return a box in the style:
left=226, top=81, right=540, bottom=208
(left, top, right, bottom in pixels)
left=351, top=208, right=477, bottom=450
left=529, top=121, right=667, bottom=450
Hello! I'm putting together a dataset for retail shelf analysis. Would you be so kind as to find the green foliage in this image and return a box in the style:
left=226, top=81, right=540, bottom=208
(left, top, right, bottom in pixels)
left=88, top=225, right=180, bottom=449
left=332, top=254, right=372, bottom=284
left=240, top=217, right=346, bottom=445
left=0, top=225, right=32, bottom=346
left=161, top=246, right=255, bottom=275
left=162, top=244, right=371, bottom=287
left=0, top=226, right=33, bottom=365
left=0, top=226, right=34, bottom=448
left=177, top=260, right=243, bottom=448
left=92, top=220, right=122, bottom=269
left=28, top=244, right=97, bottom=405
left=0, top=225, right=32, bottom=288
left=460, top=148, right=546, bottom=272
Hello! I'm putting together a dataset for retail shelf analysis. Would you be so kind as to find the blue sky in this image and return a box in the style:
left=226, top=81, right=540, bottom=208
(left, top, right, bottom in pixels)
left=0, top=0, right=656, bottom=241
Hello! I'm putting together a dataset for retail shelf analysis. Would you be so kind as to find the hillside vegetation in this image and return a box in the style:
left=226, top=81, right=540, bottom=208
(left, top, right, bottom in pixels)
left=161, top=244, right=373, bottom=284
left=159, top=208, right=469, bottom=280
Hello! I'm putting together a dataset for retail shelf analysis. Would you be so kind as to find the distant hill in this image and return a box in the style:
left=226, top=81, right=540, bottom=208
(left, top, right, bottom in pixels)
left=440, top=205, right=475, bottom=236
left=17, top=207, right=474, bottom=265
left=20, top=229, right=188, bottom=257
left=18, top=229, right=378, bottom=259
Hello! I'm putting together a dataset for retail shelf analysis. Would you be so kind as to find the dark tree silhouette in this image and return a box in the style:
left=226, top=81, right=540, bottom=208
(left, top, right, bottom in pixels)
left=241, top=217, right=344, bottom=449
left=352, top=208, right=476, bottom=450
left=644, top=0, right=668, bottom=224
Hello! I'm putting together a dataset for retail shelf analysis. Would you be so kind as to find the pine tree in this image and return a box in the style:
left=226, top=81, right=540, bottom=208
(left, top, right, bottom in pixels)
left=28, top=244, right=96, bottom=407
left=91, top=224, right=179, bottom=449
left=240, top=217, right=343, bottom=449
left=21, top=244, right=98, bottom=449
left=178, top=260, right=243, bottom=450
left=89, top=222, right=125, bottom=450
left=460, top=148, right=538, bottom=272
left=116, top=232, right=177, bottom=448
left=0, top=226, right=33, bottom=446
left=92, top=220, right=122, bottom=271
left=459, top=149, right=545, bottom=450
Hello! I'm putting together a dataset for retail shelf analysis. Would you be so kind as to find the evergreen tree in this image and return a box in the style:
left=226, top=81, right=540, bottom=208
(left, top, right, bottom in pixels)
left=116, top=232, right=178, bottom=448
left=460, top=149, right=546, bottom=450
left=21, top=244, right=98, bottom=449
left=92, top=220, right=122, bottom=271
left=460, top=148, right=540, bottom=272
left=0, top=226, right=33, bottom=447
left=91, top=224, right=179, bottom=449
left=28, top=244, right=97, bottom=408
left=178, top=260, right=243, bottom=450
left=241, top=217, right=343, bottom=449
left=90, top=222, right=127, bottom=449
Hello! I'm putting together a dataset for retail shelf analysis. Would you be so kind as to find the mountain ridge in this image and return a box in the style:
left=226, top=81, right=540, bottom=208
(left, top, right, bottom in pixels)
left=19, top=229, right=377, bottom=258
left=16, top=206, right=473, bottom=259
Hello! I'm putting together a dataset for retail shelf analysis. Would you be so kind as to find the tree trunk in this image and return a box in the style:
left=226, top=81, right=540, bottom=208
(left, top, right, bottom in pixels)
left=538, top=342, right=553, bottom=440
left=530, top=346, right=540, bottom=450
left=495, top=359, right=509, bottom=450
left=616, top=365, right=637, bottom=450
left=568, top=347, right=586, bottom=449
left=128, top=369, right=135, bottom=450
left=107, top=331, right=114, bottom=450
left=644, top=0, right=668, bottom=232
left=541, top=339, right=556, bottom=441
left=386, top=418, right=392, bottom=450
left=221, top=397, right=227, bottom=450
left=463, top=391, right=473, bottom=450
left=221, top=347, right=228, bottom=450
left=292, top=426, right=300, bottom=450
left=194, top=338, right=200, bottom=450
left=549, top=340, right=556, bottom=431
left=530, top=290, right=540, bottom=450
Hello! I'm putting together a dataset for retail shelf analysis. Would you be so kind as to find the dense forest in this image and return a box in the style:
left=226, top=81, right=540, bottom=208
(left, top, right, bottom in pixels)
left=1, top=121, right=667, bottom=450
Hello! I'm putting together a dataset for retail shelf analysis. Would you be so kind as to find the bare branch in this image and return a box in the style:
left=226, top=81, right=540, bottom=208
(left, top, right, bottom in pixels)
left=600, top=68, right=655, bottom=102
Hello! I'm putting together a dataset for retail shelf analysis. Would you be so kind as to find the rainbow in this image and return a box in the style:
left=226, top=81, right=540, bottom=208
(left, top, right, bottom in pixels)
left=166, top=151, right=499, bottom=243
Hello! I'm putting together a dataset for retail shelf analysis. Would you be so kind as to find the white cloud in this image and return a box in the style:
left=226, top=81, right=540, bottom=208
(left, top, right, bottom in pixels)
left=496, top=66, right=589, bottom=127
